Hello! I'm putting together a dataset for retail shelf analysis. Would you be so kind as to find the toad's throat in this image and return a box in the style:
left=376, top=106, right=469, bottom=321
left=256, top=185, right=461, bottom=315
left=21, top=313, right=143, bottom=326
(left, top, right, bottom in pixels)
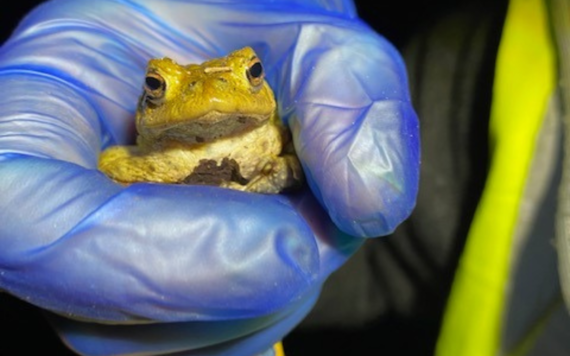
left=140, top=111, right=270, bottom=144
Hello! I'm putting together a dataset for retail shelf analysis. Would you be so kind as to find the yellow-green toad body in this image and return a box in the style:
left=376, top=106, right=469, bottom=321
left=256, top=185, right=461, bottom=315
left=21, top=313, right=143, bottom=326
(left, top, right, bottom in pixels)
left=98, top=47, right=302, bottom=193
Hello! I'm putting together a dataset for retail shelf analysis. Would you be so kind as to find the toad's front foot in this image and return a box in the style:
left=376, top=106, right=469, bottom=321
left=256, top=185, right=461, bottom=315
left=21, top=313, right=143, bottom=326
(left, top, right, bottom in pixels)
left=231, top=155, right=303, bottom=194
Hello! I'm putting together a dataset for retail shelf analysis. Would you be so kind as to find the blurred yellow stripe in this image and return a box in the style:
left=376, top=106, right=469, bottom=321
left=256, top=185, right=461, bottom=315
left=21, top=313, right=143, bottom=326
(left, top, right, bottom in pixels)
left=274, top=342, right=285, bottom=356
left=435, top=0, right=555, bottom=355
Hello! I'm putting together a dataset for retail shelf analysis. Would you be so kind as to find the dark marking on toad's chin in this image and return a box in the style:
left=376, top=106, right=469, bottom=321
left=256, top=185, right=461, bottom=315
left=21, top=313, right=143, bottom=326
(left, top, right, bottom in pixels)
left=180, top=158, right=249, bottom=186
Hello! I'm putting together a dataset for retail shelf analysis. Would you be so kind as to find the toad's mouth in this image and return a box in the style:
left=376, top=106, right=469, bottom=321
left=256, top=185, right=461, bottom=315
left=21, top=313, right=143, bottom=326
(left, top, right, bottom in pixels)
left=142, top=111, right=270, bottom=145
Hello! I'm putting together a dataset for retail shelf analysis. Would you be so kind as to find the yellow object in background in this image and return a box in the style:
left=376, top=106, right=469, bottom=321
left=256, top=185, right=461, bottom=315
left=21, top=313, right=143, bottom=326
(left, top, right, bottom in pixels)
left=274, top=342, right=285, bottom=356
left=435, top=0, right=556, bottom=355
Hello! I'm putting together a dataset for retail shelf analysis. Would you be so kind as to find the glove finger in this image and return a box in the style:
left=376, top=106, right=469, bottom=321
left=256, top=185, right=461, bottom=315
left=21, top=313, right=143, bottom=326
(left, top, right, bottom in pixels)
left=288, top=32, right=420, bottom=237
left=0, top=155, right=323, bottom=323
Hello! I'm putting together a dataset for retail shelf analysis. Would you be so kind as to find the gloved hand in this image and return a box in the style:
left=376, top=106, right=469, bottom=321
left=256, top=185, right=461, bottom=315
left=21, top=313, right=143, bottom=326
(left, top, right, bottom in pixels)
left=0, top=0, right=420, bottom=355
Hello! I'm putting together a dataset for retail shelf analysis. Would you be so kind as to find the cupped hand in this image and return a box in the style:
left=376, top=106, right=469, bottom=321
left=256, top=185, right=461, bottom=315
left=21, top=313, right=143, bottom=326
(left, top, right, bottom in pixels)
left=0, top=0, right=419, bottom=355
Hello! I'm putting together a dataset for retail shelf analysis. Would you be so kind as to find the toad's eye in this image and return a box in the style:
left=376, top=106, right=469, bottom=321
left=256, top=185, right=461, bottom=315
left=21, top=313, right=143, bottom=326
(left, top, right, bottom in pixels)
left=246, top=57, right=264, bottom=89
left=144, top=73, right=166, bottom=102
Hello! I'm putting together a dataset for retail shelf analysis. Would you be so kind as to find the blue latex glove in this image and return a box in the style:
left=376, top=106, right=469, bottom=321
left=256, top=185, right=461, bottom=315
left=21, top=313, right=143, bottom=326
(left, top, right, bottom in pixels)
left=0, top=0, right=420, bottom=355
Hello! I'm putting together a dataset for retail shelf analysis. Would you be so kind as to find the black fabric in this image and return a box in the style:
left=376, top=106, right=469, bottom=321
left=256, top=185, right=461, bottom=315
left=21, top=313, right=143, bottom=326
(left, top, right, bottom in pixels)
left=284, top=1, right=508, bottom=355
left=0, top=293, right=76, bottom=355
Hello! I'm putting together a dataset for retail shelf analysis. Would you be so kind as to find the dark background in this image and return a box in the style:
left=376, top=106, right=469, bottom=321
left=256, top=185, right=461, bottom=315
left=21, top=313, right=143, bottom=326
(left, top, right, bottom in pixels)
left=0, top=0, right=461, bottom=45
left=0, top=1, right=501, bottom=355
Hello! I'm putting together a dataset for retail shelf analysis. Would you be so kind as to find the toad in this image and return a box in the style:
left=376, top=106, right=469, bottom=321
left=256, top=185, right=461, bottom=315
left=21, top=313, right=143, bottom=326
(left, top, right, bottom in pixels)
left=98, top=47, right=303, bottom=194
